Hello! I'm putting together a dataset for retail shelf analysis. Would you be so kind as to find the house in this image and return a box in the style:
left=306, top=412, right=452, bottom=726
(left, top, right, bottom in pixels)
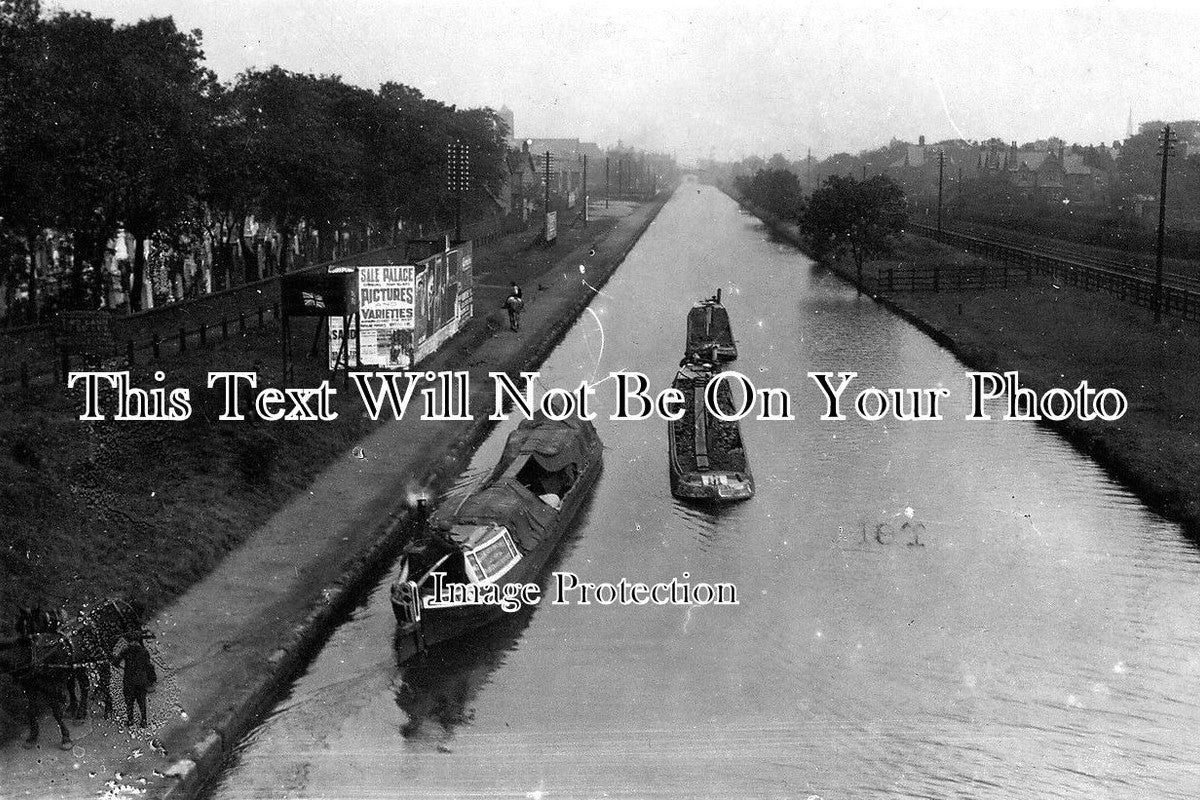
left=523, top=138, right=603, bottom=204
left=1010, top=150, right=1064, bottom=202
left=885, top=135, right=966, bottom=197
left=505, top=144, right=541, bottom=220
left=1062, top=152, right=1110, bottom=205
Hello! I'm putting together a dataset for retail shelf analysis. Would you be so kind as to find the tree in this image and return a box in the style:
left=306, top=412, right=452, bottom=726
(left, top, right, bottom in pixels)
left=112, top=17, right=213, bottom=309
left=734, top=168, right=804, bottom=223
left=800, top=174, right=907, bottom=284
left=766, top=153, right=791, bottom=171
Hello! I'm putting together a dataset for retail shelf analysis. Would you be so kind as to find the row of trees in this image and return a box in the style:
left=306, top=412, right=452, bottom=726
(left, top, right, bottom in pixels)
left=733, top=168, right=908, bottom=279
left=0, top=2, right=509, bottom=320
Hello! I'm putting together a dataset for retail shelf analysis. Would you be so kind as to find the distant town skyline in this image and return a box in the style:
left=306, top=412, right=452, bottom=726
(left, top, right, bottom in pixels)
left=54, top=0, right=1200, bottom=162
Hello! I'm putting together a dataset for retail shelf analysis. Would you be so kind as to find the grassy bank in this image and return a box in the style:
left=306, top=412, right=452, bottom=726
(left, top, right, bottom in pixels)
left=872, top=247, right=1200, bottom=536
left=731, top=190, right=1200, bottom=537
left=0, top=213, right=626, bottom=622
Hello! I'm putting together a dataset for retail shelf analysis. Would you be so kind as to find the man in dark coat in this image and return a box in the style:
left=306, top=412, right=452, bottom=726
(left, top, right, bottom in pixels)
left=112, top=630, right=155, bottom=727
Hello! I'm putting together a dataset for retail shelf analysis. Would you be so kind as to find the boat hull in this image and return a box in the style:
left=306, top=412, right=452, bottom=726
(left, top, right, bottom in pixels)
left=667, top=416, right=755, bottom=502
left=393, top=457, right=602, bottom=651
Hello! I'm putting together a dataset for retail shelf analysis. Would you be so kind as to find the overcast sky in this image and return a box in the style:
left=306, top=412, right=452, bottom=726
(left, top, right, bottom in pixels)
left=53, top=0, right=1200, bottom=162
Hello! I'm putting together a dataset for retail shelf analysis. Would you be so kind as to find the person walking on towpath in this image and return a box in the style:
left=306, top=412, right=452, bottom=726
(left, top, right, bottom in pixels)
left=112, top=628, right=156, bottom=727
left=504, top=292, right=524, bottom=332
left=510, top=281, right=522, bottom=299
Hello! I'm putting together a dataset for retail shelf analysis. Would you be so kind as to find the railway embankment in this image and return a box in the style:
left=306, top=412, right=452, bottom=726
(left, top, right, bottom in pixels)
left=729, top=190, right=1200, bottom=540
left=0, top=191, right=671, bottom=798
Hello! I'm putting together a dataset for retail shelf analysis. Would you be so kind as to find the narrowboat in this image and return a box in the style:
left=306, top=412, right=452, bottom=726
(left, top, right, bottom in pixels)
left=391, top=412, right=602, bottom=653
left=667, top=358, right=754, bottom=502
left=684, top=289, right=737, bottom=362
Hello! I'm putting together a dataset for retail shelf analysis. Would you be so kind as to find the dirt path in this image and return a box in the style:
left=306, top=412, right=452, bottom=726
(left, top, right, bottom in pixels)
left=0, top=195, right=669, bottom=800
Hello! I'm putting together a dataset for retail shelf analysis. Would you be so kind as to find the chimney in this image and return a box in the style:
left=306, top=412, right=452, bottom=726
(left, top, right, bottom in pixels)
left=919, top=135, right=925, bottom=147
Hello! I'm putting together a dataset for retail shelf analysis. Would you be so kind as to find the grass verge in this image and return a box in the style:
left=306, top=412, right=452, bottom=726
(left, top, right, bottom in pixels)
left=733, top=190, right=1200, bottom=537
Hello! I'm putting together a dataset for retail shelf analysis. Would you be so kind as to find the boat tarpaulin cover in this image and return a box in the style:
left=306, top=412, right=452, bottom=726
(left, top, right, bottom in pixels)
left=431, top=413, right=601, bottom=552
left=433, top=477, right=557, bottom=553
left=495, top=412, right=602, bottom=476
left=685, top=302, right=733, bottom=354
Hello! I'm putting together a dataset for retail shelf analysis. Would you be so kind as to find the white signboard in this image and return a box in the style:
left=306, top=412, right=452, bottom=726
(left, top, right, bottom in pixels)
left=328, top=318, right=411, bottom=369
left=357, top=265, right=415, bottom=330
left=328, top=320, right=373, bottom=369
left=545, top=211, right=557, bottom=243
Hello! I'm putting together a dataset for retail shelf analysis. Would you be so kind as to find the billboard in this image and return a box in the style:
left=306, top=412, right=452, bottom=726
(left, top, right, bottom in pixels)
left=357, top=265, right=415, bottom=330
left=326, top=242, right=473, bottom=369
left=328, top=318, right=411, bottom=369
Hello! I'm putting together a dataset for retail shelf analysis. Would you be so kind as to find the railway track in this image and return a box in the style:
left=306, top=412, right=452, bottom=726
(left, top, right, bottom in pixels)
left=910, top=222, right=1200, bottom=294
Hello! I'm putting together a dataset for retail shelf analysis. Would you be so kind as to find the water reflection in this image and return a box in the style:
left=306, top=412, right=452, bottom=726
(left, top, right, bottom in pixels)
left=209, top=185, right=1200, bottom=800
left=393, top=611, right=525, bottom=743
left=391, top=490, right=599, bottom=740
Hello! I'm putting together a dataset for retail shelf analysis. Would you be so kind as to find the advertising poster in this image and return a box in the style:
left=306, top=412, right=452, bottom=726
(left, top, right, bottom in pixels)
left=356, top=265, right=415, bottom=330
left=17, top=5, right=1200, bottom=800
left=326, top=319, right=407, bottom=369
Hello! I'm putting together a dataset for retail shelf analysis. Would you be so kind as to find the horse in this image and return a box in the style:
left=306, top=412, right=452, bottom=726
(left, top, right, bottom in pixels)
left=2, top=600, right=144, bottom=747
left=37, top=607, right=113, bottom=722
left=0, top=607, right=74, bottom=748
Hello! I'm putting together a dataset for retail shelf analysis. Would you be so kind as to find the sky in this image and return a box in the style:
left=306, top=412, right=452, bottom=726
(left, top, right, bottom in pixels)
left=51, top=0, right=1200, bottom=163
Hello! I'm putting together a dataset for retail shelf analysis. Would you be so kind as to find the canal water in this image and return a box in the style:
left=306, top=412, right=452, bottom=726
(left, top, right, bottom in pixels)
left=209, top=185, right=1200, bottom=799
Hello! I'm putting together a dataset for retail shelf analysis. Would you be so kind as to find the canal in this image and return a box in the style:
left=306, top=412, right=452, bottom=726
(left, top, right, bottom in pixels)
left=209, top=184, right=1200, bottom=798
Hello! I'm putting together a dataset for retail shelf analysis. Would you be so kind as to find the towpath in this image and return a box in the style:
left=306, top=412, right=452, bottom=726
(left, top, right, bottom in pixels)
left=0, top=196, right=666, bottom=800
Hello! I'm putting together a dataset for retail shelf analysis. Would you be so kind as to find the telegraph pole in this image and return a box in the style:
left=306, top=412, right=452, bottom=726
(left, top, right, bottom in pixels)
left=582, top=154, right=589, bottom=226
left=605, top=156, right=610, bottom=208
left=1154, top=124, right=1177, bottom=323
left=446, top=139, right=469, bottom=243
left=936, top=150, right=945, bottom=232
left=618, top=158, right=624, bottom=197
left=544, top=150, right=552, bottom=215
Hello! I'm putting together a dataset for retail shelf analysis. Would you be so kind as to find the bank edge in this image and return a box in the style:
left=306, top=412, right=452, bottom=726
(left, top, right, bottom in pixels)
left=153, top=191, right=673, bottom=800
left=724, top=187, right=1200, bottom=541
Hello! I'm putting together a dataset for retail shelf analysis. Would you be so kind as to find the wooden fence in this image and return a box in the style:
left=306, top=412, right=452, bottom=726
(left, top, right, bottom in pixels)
left=875, top=262, right=1035, bottom=293
left=911, top=223, right=1200, bottom=321
left=1, top=213, right=532, bottom=392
